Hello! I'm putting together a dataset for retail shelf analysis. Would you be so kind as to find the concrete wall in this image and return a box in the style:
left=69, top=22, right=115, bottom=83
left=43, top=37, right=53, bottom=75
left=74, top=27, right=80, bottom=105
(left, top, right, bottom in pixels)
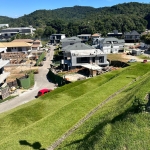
left=71, top=54, right=107, bottom=67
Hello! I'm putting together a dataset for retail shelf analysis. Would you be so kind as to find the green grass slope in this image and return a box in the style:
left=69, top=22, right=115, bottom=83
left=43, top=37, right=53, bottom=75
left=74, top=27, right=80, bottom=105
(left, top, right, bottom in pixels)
left=58, top=66, right=150, bottom=150
left=0, top=63, right=150, bottom=150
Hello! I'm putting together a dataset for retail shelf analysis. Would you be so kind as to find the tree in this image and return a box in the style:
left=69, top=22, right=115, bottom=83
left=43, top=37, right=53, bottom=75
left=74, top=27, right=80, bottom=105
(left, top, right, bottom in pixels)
left=43, top=26, right=56, bottom=37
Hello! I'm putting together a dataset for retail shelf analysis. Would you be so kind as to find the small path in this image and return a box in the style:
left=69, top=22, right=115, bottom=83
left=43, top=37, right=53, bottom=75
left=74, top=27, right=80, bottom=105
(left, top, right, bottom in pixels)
left=47, top=76, right=141, bottom=150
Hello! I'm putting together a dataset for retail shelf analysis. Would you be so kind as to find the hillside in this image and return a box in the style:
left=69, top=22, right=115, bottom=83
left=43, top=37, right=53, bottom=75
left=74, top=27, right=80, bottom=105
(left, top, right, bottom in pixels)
left=0, top=63, right=150, bottom=149
left=0, top=2, right=150, bottom=37
left=0, top=16, right=13, bottom=24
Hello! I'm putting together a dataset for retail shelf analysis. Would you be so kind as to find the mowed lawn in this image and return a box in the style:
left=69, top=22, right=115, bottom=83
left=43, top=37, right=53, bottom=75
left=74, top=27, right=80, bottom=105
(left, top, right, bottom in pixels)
left=0, top=63, right=150, bottom=149
left=58, top=67, right=150, bottom=150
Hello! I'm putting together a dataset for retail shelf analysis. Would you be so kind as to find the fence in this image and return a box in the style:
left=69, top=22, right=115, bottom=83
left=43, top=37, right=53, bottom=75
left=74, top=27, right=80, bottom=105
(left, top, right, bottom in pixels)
left=16, top=72, right=34, bottom=89
left=47, top=69, right=70, bottom=86
left=7, top=80, right=18, bottom=88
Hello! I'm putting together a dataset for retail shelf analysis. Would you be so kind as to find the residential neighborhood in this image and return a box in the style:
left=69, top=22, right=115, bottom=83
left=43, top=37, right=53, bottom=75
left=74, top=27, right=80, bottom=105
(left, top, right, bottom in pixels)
left=1, top=2, right=150, bottom=150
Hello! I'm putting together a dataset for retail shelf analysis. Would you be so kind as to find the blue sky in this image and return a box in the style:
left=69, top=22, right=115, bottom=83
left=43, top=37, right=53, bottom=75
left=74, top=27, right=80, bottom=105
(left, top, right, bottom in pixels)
left=0, top=0, right=149, bottom=18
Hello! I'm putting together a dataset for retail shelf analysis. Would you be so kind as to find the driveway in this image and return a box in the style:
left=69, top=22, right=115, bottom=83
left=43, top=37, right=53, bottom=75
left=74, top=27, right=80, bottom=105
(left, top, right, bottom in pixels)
left=0, top=45, right=56, bottom=114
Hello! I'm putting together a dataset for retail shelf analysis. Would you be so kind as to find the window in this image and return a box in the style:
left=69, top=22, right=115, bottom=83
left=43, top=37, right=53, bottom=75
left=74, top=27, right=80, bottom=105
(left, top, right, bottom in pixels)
left=77, top=57, right=89, bottom=63
left=99, top=56, right=104, bottom=63
left=113, top=41, right=118, bottom=44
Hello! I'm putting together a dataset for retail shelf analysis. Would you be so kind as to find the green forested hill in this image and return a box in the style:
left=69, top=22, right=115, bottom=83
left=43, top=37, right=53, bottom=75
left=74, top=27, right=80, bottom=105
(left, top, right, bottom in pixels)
left=0, top=2, right=150, bottom=37
left=0, top=16, right=13, bottom=24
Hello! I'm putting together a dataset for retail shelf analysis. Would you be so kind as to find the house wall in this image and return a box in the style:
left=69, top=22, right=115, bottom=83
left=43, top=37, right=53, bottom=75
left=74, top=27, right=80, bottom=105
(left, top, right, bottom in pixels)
left=10, top=47, right=28, bottom=53
left=0, top=47, right=7, bottom=53
left=71, top=54, right=107, bottom=67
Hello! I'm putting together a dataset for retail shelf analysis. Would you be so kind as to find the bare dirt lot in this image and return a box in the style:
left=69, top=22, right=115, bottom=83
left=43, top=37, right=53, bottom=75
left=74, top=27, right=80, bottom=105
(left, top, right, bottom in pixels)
left=5, top=66, right=39, bottom=82
left=108, top=53, right=143, bottom=62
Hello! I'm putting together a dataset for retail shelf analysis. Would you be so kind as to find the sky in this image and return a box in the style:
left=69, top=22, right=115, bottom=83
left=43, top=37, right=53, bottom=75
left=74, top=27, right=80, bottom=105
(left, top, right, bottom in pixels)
left=0, top=0, right=150, bottom=18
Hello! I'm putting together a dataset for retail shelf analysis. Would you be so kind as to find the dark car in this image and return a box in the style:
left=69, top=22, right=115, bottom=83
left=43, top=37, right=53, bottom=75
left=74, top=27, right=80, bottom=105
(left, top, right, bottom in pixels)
left=36, top=88, right=52, bottom=97
left=43, top=57, right=46, bottom=61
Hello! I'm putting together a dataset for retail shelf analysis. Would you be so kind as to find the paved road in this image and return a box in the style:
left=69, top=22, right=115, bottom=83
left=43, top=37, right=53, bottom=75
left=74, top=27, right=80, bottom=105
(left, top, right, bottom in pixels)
left=0, top=45, right=56, bottom=114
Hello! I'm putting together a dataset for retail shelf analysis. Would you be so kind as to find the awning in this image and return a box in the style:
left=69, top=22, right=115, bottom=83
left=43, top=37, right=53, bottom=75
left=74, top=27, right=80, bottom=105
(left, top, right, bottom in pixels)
left=81, top=64, right=102, bottom=70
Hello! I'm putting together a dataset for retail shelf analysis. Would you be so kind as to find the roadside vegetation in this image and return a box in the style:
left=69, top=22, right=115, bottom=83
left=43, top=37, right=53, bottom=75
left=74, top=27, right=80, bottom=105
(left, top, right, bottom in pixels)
left=0, top=63, right=150, bottom=149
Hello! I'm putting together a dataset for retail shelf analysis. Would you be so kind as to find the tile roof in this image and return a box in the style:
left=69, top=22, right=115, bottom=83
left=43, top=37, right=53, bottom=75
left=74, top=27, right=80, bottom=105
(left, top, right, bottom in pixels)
left=0, top=43, right=5, bottom=48
left=92, top=33, right=101, bottom=37
left=32, top=44, right=40, bottom=48
left=12, top=39, right=34, bottom=43
left=2, top=42, right=32, bottom=47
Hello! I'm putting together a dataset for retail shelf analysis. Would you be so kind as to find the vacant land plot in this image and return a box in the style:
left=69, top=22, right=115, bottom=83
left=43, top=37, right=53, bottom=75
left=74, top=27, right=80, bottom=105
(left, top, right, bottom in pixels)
left=5, top=65, right=38, bottom=82
left=0, top=63, right=150, bottom=150
left=108, top=53, right=142, bottom=62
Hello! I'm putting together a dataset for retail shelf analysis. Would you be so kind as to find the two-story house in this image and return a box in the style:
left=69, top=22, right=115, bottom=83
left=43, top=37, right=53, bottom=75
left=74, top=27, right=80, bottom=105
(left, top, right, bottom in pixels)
left=107, top=30, right=123, bottom=38
left=61, top=43, right=109, bottom=70
left=77, top=34, right=91, bottom=42
left=2, top=42, right=32, bottom=53
left=50, top=34, right=66, bottom=44
left=0, top=26, right=36, bottom=39
left=124, top=30, right=140, bottom=42
left=12, top=39, right=42, bottom=51
left=93, top=37, right=125, bottom=54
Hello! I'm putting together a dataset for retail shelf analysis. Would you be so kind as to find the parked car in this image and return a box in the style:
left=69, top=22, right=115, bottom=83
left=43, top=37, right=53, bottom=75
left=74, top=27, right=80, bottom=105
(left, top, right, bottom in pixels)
left=43, top=57, right=46, bottom=61
left=38, top=62, right=43, bottom=66
left=36, top=88, right=52, bottom=97
left=128, top=59, right=137, bottom=63
left=143, top=59, right=147, bottom=63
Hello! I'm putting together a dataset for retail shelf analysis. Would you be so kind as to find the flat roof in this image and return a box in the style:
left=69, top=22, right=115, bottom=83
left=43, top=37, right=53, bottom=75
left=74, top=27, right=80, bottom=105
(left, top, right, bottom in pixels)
left=78, top=34, right=91, bottom=36
left=81, top=64, right=102, bottom=70
left=70, top=49, right=104, bottom=56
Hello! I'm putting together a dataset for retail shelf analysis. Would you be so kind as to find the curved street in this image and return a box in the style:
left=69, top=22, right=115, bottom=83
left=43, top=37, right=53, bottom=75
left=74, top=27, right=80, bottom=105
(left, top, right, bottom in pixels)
left=0, top=45, right=55, bottom=114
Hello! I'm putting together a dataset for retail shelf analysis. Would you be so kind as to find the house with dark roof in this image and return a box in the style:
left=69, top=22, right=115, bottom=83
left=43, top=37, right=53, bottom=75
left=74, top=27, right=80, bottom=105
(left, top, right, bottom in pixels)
left=61, top=42, right=109, bottom=70
left=107, top=30, right=123, bottom=38
left=77, top=34, right=91, bottom=42
left=60, top=36, right=82, bottom=48
left=124, top=30, right=140, bottom=42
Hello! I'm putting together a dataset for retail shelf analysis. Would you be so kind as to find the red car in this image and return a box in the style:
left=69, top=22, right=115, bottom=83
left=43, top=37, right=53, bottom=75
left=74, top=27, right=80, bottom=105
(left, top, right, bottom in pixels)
left=36, top=88, right=52, bottom=97
left=143, top=59, right=147, bottom=63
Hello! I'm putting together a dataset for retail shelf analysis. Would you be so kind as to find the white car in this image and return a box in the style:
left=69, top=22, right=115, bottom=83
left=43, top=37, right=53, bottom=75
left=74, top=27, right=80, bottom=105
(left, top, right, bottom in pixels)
left=128, top=59, right=137, bottom=63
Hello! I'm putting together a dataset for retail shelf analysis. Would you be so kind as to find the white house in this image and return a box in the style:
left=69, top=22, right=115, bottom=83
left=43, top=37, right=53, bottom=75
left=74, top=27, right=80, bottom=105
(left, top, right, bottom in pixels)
left=50, top=34, right=66, bottom=44
left=93, top=37, right=125, bottom=54
left=0, top=24, right=9, bottom=28
left=0, top=26, right=36, bottom=39
left=2, top=42, right=32, bottom=53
